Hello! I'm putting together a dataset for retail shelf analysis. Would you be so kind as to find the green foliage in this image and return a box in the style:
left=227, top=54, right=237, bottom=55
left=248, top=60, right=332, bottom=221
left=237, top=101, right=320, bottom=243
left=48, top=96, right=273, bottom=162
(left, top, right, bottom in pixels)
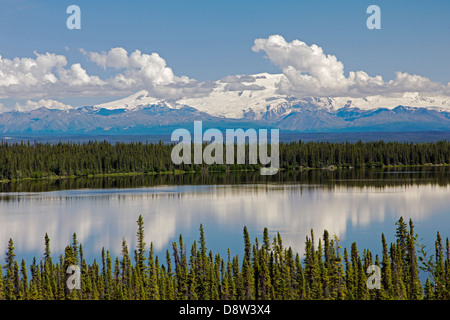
left=0, top=140, right=449, bottom=181
left=1, top=217, right=449, bottom=300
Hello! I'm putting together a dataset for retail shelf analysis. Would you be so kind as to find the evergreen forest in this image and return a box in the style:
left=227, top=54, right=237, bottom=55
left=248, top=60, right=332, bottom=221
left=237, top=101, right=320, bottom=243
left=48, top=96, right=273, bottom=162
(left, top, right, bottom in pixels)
left=1, top=216, right=449, bottom=300
left=0, top=139, right=449, bottom=180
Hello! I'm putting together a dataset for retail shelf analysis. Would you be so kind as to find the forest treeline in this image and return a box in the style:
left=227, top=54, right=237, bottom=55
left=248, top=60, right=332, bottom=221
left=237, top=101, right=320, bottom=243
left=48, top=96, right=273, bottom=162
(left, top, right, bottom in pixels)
left=0, top=139, right=449, bottom=180
left=1, top=216, right=449, bottom=300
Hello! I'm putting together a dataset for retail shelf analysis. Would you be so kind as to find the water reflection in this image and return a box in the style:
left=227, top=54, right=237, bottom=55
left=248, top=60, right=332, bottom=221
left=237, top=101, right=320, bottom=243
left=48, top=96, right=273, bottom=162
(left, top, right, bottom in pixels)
left=0, top=171, right=449, bottom=265
left=0, top=165, right=449, bottom=193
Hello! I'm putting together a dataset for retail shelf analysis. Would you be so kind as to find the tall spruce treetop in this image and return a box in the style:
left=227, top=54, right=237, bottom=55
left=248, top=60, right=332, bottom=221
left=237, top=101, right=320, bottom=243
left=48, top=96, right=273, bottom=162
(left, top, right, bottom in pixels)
left=72, top=233, right=79, bottom=266
left=4, top=238, right=16, bottom=273
left=395, top=217, right=408, bottom=261
left=136, top=215, right=146, bottom=274
left=44, top=233, right=52, bottom=264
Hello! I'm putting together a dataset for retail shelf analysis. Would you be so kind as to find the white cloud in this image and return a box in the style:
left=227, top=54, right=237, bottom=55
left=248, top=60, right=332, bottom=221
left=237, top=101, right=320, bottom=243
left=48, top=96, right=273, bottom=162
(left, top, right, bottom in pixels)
left=58, top=63, right=104, bottom=87
left=81, top=47, right=179, bottom=86
left=13, top=99, right=72, bottom=112
left=81, top=47, right=129, bottom=70
left=0, top=38, right=448, bottom=111
left=224, top=83, right=265, bottom=91
left=0, top=51, right=106, bottom=100
left=0, top=52, right=66, bottom=89
left=221, top=75, right=257, bottom=83
left=252, top=35, right=447, bottom=98
left=0, top=48, right=214, bottom=104
left=81, top=47, right=214, bottom=99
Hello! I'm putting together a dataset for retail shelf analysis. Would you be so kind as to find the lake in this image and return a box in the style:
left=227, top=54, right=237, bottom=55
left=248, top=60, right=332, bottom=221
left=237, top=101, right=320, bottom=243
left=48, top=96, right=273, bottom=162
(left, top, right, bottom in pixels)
left=0, top=166, right=449, bottom=276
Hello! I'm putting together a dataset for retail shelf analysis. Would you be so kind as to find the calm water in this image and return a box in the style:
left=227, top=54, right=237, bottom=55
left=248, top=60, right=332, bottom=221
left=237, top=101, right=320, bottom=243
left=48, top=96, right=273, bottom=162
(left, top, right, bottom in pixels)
left=0, top=167, right=449, bottom=270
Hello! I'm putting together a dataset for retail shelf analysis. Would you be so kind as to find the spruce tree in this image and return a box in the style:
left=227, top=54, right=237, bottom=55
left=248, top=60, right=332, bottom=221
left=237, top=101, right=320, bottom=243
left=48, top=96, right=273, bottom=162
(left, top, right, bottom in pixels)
left=71, top=233, right=79, bottom=266
left=434, top=231, right=445, bottom=299
left=328, top=235, right=346, bottom=300
left=390, top=243, right=407, bottom=299
left=406, top=219, right=422, bottom=299
left=381, top=233, right=394, bottom=299
left=294, top=254, right=305, bottom=299
left=220, top=259, right=230, bottom=299
left=4, top=238, right=16, bottom=300
left=135, top=215, right=147, bottom=276
left=395, top=217, right=410, bottom=288
left=317, top=238, right=329, bottom=299
left=242, top=226, right=254, bottom=299
left=148, top=243, right=160, bottom=300
left=198, top=225, right=208, bottom=299
left=165, top=249, right=175, bottom=299
left=120, top=239, right=131, bottom=298
left=105, top=250, right=113, bottom=300
left=424, top=278, right=434, bottom=300
left=187, top=243, right=199, bottom=300
left=63, top=245, right=78, bottom=300
left=44, top=233, right=52, bottom=264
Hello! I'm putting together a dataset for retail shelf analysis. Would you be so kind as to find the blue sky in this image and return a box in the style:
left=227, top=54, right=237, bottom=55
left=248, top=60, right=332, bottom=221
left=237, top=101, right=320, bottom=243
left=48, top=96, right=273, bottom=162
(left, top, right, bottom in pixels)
left=0, top=0, right=449, bottom=108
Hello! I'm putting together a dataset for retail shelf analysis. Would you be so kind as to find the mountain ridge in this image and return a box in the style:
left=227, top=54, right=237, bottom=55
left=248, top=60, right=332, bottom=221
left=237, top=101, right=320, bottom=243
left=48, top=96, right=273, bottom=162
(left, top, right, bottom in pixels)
left=0, top=73, right=449, bottom=134
left=0, top=103, right=448, bottom=134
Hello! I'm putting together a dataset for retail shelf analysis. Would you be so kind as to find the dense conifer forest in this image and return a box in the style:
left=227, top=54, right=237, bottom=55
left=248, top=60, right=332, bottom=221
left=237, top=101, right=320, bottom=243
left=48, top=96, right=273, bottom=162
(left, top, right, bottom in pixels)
left=0, top=216, right=448, bottom=300
left=0, top=140, right=449, bottom=180
left=1, top=140, right=449, bottom=300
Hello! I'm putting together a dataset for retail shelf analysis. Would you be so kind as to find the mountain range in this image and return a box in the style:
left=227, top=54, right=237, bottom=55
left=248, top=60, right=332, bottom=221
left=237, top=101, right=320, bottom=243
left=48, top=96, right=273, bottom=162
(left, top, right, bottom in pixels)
left=1, top=73, right=449, bottom=135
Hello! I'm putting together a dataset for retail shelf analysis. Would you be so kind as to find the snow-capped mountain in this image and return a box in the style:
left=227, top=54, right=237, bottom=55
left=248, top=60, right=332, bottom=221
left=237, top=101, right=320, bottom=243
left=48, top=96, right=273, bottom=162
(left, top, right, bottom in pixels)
left=94, top=90, right=163, bottom=110
left=93, top=72, right=450, bottom=121
left=93, top=73, right=290, bottom=117
left=0, top=73, right=449, bottom=134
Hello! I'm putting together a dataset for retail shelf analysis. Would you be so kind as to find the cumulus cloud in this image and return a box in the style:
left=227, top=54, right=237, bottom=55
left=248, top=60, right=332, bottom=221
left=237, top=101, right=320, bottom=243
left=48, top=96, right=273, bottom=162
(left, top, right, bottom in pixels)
left=0, top=39, right=448, bottom=110
left=0, top=51, right=105, bottom=100
left=81, top=47, right=129, bottom=70
left=0, top=48, right=214, bottom=104
left=81, top=47, right=214, bottom=99
left=0, top=52, right=64, bottom=88
left=252, top=35, right=447, bottom=97
left=81, top=48, right=176, bottom=85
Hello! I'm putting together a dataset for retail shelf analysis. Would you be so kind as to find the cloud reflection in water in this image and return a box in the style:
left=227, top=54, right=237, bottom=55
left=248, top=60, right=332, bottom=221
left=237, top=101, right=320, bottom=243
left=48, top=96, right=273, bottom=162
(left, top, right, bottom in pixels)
left=0, top=183, right=449, bottom=263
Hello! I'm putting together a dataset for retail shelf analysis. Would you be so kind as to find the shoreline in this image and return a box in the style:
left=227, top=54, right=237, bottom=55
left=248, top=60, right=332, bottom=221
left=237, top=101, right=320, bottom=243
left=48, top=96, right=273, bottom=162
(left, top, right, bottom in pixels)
left=1, top=163, right=448, bottom=184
